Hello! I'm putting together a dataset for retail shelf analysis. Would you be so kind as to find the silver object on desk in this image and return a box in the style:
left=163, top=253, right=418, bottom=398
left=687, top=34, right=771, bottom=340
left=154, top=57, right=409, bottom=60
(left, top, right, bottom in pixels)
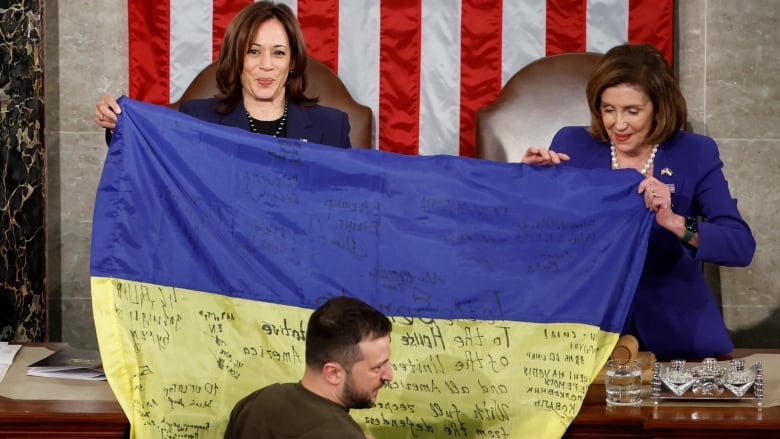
left=652, top=358, right=764, bottom=405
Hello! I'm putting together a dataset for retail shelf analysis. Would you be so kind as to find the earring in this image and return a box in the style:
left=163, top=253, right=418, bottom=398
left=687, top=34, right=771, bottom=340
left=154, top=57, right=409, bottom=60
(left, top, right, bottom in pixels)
left=289, top=69, right=294, bottom=76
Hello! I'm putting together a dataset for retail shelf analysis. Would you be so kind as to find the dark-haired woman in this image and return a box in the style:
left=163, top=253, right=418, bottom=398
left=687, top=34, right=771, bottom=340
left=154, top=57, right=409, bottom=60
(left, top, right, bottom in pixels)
left=523, top=43, right=755, bottom=359
left=94, top=1, right=350, bottom=148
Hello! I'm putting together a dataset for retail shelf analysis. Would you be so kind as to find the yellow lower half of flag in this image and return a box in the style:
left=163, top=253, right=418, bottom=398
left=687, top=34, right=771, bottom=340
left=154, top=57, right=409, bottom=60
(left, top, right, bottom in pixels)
left=92, top=277, right=618, bottom=439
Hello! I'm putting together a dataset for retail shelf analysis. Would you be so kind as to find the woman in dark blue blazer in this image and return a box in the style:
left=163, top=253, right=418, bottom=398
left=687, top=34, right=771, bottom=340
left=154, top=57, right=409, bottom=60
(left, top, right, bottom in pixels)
left=95, top=1, right=351, bottom=149
left=522, top=44, right=755, bottom=359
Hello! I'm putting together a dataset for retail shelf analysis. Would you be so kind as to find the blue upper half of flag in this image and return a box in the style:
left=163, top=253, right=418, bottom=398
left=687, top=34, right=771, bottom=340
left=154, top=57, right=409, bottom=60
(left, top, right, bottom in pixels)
left=90, top=98, right=652, bottom=332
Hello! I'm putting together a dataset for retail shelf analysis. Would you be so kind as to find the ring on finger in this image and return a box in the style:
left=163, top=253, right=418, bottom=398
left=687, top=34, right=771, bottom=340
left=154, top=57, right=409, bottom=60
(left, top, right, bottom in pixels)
left=651, top=191, right=657, bottom=197
left=100, top=114, right=105, bottom=121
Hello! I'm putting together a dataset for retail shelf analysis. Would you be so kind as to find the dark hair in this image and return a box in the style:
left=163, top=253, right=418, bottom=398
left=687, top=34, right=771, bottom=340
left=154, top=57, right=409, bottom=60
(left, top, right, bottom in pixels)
left=586, top=43, right=687, bottom=145
left=214, top=1, right=317, bottom=114
left=305, top=296, right=392, bottom=371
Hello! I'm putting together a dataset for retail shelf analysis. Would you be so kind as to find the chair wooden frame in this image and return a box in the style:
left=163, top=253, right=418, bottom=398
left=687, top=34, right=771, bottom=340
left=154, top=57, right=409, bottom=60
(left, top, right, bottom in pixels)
left=475, top=52, right=603, bottom=162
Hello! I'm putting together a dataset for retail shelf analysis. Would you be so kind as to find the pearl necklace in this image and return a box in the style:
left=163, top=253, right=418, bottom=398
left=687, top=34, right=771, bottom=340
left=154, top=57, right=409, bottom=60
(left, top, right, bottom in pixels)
left=610, top=143, right=658, bottom=176
left=246, top=100, right=288, bottom=137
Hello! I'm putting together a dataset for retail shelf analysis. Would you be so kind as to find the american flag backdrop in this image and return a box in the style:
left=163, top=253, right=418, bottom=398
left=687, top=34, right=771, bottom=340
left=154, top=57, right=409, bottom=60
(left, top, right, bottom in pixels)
left=128, top=0, right=674, bottom=157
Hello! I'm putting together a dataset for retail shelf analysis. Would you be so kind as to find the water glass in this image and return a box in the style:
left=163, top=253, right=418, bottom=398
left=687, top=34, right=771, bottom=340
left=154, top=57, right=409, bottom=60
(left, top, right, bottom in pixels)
left=605, top=359, right=642, bottom=405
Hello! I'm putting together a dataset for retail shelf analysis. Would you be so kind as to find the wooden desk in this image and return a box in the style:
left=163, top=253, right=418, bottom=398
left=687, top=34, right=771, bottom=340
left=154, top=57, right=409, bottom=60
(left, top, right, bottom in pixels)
left=1, top=347, right=776, bottom=438
left=4, top=394, right=776, bottom=439
left=0, top=344, right=129, bottom=438
left=566, top=385, right=780, bottom=438
left=0, top=398, right=128, bottom=438
left=565, top=349, right=780, bottom=438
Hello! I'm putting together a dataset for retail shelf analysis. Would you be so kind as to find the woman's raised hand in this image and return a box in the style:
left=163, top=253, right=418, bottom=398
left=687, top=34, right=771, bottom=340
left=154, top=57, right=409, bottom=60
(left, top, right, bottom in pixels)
left=94, top=94, right=122, bottom=129
left=520, top=147, right=570, bottom=165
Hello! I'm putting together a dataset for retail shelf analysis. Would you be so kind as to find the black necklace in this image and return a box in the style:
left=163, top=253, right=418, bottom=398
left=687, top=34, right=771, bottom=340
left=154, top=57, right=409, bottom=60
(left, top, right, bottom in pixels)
left=246, top=100, right=288, bottom=137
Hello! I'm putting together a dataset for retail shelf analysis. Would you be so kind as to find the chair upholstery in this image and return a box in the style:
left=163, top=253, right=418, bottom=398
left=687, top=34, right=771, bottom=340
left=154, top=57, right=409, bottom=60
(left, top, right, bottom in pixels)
left=169, top=57, right=374, bottom=148
left=475, top=52, right=603, bottom=162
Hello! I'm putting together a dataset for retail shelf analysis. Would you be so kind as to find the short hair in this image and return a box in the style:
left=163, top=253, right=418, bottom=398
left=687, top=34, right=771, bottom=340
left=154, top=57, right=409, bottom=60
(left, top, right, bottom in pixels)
left=305, top=296, right=392, bottom=371
left=214, top=1, right=317, bottom=114
left=585, top=43, right=687, bottom=145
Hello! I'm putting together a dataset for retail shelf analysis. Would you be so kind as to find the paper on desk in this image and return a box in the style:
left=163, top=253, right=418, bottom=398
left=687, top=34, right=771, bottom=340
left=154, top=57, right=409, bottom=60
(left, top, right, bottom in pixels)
left=0, top=346, right=116, bottom=400
left=27, top=368, right=106, bottom=380
left=0, top=343, right=22, bottom=384
left=26, top=346, right=106, bottom=381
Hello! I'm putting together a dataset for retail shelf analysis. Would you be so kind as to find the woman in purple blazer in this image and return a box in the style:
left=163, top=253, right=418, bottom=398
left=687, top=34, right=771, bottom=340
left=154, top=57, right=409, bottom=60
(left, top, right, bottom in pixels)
left=94, top=2, right=351, bottom=149
left=523, top=44, right=755, bottom=359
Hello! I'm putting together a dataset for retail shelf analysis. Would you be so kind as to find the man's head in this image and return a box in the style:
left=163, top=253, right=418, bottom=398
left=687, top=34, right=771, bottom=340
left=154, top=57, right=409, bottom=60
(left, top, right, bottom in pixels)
left=304, top=296, right=393, bottom=408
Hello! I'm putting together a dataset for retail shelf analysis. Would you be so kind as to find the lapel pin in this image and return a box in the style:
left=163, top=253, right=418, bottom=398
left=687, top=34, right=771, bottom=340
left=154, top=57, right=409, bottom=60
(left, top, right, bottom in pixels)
left=661, top=167, right=673, bottom=176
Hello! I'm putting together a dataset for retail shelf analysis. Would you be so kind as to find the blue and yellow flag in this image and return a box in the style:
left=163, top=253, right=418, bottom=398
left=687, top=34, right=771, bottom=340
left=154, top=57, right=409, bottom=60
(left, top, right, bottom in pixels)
left=91, top=98, right=652, bottom=438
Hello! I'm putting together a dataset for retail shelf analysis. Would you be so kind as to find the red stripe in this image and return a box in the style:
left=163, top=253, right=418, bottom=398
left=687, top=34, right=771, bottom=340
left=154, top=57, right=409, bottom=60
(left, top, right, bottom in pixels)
left=212, top=0, right=251, bottom=61
left=545, top=0, right=587, bottom=55
left=379, top=0, right=422, bottom=155
left=460, top=0, right=503, bottom=158
left=297, top=0, right=339, bottom=71
left=128, top=0, right=171, bottom=103
left=629, top=0, right=675, bottom=65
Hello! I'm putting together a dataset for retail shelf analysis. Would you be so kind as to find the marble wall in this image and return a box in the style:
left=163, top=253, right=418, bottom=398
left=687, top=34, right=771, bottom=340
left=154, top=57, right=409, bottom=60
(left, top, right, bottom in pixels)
left=1, top=0, right=45, bottom=342
left=43, top=1, right=779, bottom=349
left=678, top=0, right=780, bottom=348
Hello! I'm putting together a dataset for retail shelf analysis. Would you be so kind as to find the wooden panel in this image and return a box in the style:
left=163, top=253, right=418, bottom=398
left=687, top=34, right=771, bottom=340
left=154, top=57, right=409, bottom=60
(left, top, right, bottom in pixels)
left=0, top=398, right=128, bottom=438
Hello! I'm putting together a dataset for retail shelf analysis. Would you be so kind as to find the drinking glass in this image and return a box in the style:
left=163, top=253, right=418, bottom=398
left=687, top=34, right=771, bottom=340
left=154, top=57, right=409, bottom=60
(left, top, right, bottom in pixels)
left=605, top=359, right=642, bottom=405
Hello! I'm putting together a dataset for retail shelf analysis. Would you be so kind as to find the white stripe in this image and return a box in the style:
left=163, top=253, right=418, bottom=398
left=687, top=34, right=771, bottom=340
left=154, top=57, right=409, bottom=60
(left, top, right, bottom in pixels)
left=169, top=0, right=213, bottom=102
left=502, top=0, right=546, bottom=86
left=586, top=0, right=628, bottom=53
left=338, top=0, right=381, bottom=149
left=419, top=0, right=461, bottom=156
left=274, top=0, right=298, bottom=16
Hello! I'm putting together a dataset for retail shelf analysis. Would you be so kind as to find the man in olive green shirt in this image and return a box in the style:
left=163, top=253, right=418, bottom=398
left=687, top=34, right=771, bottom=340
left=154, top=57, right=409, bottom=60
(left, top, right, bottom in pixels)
left=224, top=296, right=393, bottom=438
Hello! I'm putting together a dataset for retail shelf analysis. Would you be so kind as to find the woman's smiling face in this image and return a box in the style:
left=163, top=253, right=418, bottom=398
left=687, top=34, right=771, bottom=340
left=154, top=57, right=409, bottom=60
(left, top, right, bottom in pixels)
left=241, top=18, right=291, bottom=105
left=600, top=82, right=655, bottom=154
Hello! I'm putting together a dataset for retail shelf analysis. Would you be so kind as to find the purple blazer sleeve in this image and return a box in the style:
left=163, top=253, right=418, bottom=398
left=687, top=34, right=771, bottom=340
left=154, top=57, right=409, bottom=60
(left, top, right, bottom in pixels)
left=676, top=134, right=754, bottom=266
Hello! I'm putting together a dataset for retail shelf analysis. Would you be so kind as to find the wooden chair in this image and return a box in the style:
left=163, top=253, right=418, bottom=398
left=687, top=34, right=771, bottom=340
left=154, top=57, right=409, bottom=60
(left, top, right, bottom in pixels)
left=169, top=57, right=374, bottom=148
left=475, top=52, right=602, bottom=162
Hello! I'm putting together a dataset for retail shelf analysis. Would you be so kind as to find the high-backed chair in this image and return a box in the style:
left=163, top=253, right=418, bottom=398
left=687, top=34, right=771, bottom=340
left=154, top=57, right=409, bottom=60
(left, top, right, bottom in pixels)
left=169, top=56, right=374, bottom=148
left=475, top=52, right=602, bottom=162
